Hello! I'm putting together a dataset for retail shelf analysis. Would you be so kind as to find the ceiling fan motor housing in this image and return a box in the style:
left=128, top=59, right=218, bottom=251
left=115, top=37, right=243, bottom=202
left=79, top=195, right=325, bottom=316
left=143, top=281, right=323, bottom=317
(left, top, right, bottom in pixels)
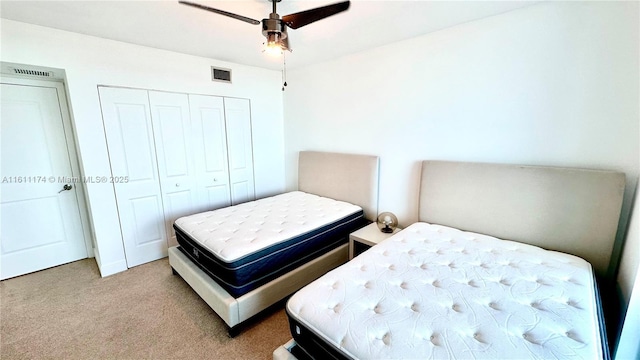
left=262, top=14, right=287, bottom=41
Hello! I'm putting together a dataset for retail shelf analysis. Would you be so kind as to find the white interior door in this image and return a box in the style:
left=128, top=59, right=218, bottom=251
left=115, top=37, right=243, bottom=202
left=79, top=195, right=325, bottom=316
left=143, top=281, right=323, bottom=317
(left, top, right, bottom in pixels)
left=224, top=98, right=255, bottom=205
left=148, top=91, right=197, bottom=248
left=99, top=87, right=167, bottom=267
left=1, top=81, right=87, bottom=279
left=189, top=94, right=231, bottom=213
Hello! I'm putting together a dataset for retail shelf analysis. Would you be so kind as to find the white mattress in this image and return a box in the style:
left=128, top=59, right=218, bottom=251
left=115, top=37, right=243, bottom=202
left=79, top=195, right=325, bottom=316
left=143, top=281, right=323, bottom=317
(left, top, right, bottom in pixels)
left=287, top=222, right=603, bottom=359
left=174, top=191, right=362, bottom=262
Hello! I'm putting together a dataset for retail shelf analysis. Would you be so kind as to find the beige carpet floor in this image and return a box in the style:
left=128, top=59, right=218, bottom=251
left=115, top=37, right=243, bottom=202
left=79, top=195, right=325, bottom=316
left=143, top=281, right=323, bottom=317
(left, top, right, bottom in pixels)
left=1, top=258, right=292, bottom=359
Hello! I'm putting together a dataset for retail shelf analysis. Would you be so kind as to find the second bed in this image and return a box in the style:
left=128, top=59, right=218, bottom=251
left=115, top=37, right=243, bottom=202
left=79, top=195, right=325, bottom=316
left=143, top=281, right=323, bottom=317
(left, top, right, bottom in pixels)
left=278, top=160, right=625, bottom=359
left=169, top=151, right=380, bottom=335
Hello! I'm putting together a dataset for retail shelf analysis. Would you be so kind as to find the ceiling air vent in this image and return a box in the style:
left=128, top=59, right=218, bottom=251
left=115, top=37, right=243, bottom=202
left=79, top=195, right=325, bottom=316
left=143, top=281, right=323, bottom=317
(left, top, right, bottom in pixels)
left=12, top=67, right=54, bottom=77
left=211, top=67, right=232, bottom=83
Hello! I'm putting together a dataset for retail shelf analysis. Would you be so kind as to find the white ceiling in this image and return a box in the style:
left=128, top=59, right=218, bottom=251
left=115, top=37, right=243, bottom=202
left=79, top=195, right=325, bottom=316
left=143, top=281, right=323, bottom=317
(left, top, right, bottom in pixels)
left=0, top=0, right=538, bottom=70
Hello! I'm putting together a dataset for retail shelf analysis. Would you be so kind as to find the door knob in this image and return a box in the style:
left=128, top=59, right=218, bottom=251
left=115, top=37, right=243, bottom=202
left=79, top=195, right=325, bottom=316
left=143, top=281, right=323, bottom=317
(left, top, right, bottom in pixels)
left=58, top=184, right=73, bottom=193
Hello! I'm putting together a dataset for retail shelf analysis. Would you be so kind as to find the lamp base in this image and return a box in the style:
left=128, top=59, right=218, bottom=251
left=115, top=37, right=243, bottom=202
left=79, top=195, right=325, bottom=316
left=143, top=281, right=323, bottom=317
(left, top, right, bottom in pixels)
left=380, top=227, right=393, bottom=234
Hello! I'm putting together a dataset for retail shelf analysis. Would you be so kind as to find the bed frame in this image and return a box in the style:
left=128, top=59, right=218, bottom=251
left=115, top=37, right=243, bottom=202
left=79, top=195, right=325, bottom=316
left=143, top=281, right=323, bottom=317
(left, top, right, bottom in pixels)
left=274, top=160, right=625, bottom=360
left=169, top=151, right=379, bottom=336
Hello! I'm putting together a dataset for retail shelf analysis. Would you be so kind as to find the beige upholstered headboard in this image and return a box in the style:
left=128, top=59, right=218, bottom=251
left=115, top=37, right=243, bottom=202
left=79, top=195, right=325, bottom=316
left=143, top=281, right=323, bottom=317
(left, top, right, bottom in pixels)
left=419, top=161, right=625, bottom=277
left=298, top=151, right=379, bottom=221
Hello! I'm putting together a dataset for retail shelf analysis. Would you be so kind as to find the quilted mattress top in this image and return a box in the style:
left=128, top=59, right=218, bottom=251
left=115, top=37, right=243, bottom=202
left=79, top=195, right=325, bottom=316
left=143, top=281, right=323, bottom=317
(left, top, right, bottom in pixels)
left=287, top=222, right=603, bottom=359
left=174, top=191, right=362, bottom=262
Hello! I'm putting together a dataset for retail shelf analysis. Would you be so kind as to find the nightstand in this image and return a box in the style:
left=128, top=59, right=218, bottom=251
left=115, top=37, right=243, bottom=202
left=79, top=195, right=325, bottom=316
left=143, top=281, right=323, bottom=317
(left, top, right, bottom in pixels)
left=349, top=222, right=401, bottom=259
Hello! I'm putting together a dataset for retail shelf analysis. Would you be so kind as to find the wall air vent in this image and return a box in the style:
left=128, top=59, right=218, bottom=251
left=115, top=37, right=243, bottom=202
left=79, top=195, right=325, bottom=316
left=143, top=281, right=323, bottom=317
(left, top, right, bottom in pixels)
left=211, top=67, right=232, bottom=83
left=11, top=67, right=54, bottom=77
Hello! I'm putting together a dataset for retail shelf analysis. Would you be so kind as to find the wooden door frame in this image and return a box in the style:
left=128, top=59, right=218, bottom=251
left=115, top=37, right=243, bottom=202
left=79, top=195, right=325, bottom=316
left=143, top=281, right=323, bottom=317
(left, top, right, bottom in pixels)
left=1, top=75, right=94, bottom=260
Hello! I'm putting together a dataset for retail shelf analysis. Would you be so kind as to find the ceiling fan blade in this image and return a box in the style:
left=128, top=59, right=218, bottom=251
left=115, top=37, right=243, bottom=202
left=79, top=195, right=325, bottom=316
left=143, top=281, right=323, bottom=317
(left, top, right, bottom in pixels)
left=282, top=1, right=350, bottom=30
left=179, top=1, right=260, bottom=25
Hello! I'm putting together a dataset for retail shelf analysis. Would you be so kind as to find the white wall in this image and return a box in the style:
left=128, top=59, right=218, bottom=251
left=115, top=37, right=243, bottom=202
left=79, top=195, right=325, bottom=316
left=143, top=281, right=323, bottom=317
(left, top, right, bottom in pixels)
left=284, top=1, right=638, bottom=222
left=283, top=1, right=639, bottom=354
left=1, top=19, right=285, bottom=276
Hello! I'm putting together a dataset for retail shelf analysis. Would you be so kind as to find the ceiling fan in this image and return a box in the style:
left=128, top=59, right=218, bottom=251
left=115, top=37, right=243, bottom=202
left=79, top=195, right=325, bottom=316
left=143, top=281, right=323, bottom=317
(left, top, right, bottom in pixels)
left=179, top=0, right=350, bottom=55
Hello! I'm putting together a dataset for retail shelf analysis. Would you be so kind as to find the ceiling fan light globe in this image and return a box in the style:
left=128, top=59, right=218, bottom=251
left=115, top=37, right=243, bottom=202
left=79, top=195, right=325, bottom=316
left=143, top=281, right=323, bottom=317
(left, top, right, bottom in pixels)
left=265, top=43, right=283, bottom=56
left=264, top=31, right=284, bottom=56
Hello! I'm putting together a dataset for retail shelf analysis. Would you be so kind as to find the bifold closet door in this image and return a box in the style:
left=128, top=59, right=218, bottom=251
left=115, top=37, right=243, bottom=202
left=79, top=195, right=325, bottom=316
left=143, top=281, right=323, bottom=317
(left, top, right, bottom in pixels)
left=99, top=87, right=168, bottom=267
left=148, top=91, right=197, bottom=248
left=224, top=98, right=255, bottom=205
left=189, top=94, right=231, bottom=213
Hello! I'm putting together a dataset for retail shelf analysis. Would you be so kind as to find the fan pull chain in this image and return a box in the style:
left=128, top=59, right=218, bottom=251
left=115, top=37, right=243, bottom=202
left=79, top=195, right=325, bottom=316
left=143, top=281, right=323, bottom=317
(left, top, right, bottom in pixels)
left=282, top=53, right=288, bottom=91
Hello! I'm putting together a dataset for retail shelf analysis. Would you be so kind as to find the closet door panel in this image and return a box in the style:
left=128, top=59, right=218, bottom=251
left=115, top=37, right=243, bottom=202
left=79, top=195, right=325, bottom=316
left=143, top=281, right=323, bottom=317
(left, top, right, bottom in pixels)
left=231, top=182, right=250, bottom=202
left=224, top=97, right=255, bottom=205
left=164, top=190, right=194, bottom=228
left=130, top=195, right=164, bottom=245
left=99, top=87, right=167, bottom=267
left=189, top=94, right=231, bottom=213
left=149, top=91, right=197, bottom=248
left=204, top=186, right=231, bottom=210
